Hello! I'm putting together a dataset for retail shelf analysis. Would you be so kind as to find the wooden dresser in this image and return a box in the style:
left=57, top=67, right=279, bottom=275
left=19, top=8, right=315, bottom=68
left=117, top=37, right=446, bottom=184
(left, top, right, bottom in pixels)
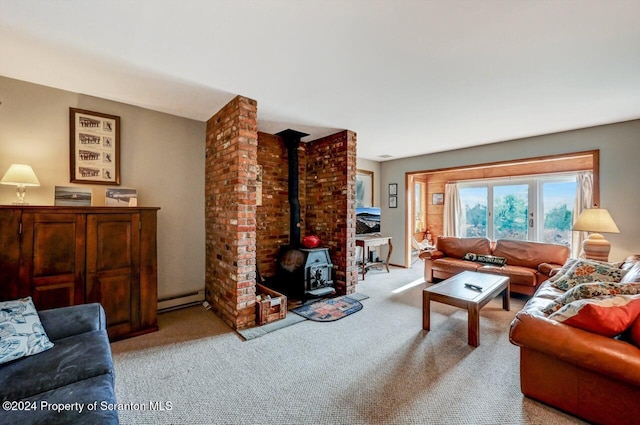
left=0, top=206, right=159, bottom=341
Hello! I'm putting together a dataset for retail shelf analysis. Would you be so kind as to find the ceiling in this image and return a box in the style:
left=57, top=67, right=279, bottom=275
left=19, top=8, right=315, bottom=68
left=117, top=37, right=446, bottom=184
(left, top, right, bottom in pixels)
left=1, top=1, right=639, bottom=161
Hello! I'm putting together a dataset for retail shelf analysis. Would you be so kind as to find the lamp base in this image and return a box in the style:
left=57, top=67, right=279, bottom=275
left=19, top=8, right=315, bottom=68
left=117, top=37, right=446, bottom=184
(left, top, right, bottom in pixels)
left=582, top=233, right=611, bottom=262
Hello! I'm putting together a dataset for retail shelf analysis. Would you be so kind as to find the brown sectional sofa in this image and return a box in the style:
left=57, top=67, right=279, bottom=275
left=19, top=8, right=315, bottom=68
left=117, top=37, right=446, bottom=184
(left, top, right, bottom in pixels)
left=509, top=255, right=640, bottom=425
left=419, top=237, right=571, bottom=295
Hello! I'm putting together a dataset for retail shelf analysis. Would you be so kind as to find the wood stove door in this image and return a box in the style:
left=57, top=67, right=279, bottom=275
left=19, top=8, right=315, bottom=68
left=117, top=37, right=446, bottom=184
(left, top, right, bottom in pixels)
left=306, top=263, right=332, bottom=291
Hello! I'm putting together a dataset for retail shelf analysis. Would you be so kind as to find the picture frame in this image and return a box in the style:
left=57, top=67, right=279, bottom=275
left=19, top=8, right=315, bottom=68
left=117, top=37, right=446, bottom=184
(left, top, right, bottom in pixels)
left=389, top=196, right=397, bottom=208
left=54, top=186, right=92, bottom=207
left=105, top=188, right=137, bottom=207
left=356, top=169, right=374, bottom=208
left=70, top=108, right=120, bottom=185
left=389, top=183, right=398, bottom=196
left=432, top=192, right=444, bottom=205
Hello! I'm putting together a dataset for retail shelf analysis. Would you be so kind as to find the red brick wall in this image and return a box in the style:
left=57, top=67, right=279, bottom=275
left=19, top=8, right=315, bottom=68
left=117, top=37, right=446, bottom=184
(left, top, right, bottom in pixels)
left=305, top=131, right=358, bottom=294
left=206, top=104, right=357, bottom=328
left=255, top=132, right=307, bottom=277
left=205, top=96, right=258, bottom=330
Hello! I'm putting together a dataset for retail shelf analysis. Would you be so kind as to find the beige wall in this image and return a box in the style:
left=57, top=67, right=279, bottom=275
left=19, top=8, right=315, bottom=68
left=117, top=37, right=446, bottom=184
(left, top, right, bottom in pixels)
left=381, top=120, right=640, bottom=266
left=0, top=76, right=206, bottom=301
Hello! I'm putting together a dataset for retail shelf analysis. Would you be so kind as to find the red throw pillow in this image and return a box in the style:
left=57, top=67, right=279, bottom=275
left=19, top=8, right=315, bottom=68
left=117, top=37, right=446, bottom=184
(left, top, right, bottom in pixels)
left=549, top=295, right=640, bottom=337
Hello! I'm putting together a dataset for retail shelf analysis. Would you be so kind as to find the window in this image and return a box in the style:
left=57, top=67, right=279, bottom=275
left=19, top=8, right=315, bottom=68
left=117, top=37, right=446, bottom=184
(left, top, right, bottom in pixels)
left=458, top=175, right=577, bottom=246
left=459, top=186, right=487, bottom=237
left=539, top=179, right=577, bottom=245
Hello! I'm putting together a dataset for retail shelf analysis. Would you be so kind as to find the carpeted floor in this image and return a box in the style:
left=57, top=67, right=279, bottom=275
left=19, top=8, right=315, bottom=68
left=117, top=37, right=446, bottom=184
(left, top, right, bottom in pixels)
left=111, top=264, right=586, bottom=425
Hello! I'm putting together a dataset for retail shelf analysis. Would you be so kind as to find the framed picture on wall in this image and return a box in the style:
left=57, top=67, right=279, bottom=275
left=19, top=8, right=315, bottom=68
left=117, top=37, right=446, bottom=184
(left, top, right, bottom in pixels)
left=356, top=169, right=374, bottom=208
left=432, top=193, right=444, bottom=205
left=389, top=196, right=397, bottom=208
left=389, top=183, right=398, bottom=196
left=70, top=108, right=120, bottom=185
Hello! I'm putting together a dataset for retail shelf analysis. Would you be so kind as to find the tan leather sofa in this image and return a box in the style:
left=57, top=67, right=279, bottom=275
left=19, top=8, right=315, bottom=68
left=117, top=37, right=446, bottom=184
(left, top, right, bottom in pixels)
left=509, top=255, right=640, bottom=425
left=419, top=237, right=570, bottom=295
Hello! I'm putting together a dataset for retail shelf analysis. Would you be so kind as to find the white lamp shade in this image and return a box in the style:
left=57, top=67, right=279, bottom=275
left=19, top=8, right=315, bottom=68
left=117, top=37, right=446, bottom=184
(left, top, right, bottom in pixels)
left=572, top=208, right=620, bottom=234
left=1, top=164, right=40, bottom=186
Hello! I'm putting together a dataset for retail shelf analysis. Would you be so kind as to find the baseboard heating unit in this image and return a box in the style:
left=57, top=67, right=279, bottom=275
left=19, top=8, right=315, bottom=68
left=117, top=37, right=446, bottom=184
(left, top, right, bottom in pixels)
left=158, top=290, right=205, bottom=312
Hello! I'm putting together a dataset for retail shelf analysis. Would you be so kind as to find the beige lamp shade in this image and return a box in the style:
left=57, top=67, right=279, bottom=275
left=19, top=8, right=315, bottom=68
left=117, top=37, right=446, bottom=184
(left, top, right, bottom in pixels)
left=1, top=164, right=41, bottom=186
left=1, top=164, right=40, bottom=204
left=572, top=208, right=620, bottom=262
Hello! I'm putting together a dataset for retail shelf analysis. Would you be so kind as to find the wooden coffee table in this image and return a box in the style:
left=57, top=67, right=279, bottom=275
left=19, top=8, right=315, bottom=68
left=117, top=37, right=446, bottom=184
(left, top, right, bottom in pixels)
left=422, top=271, right=510, bottom=347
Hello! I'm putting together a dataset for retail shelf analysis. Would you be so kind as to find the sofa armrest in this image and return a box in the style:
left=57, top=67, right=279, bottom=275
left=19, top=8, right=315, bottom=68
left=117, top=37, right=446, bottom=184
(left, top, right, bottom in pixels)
left=420, top=250, right=444, bottom=261
left=538, top=262, right=564, bottom=276
left=39, top=303, right=107, bottom=341
left=509, top=310, right=640, bottom=387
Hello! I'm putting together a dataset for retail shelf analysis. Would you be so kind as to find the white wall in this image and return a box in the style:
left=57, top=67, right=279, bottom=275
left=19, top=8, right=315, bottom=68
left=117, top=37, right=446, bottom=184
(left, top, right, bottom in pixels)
left=0, top=76, right=206, bottom=300
left=380, top=120, right=640, bottom=266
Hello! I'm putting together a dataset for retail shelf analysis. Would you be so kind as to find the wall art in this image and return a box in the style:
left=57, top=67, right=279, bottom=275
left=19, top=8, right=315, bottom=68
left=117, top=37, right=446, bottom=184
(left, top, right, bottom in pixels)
left=70, top=108, right=120, bottom=185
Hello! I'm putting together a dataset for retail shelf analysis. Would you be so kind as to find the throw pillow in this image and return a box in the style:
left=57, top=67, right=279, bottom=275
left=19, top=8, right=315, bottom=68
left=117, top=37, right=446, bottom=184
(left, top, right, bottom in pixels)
left=0, top=297, right=54, bottom=365
left=462, top=253, right=507, bottom=266
left=549, top=295, right=640, bottom=337
left=542, top=282, right=640, bottom=315
left=550, top=258, right=623, bottom=283
left=550, top=259, right=627, bottom=291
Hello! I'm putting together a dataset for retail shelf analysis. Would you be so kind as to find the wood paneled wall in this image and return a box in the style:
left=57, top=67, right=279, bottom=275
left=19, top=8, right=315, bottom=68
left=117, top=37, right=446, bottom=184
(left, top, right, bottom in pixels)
left=414, top=152, right=596, bottom=241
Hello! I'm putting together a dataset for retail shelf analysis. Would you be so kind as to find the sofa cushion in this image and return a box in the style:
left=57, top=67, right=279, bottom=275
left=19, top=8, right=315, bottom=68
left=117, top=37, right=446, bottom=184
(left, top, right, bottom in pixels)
left=549, top=295, right=640, bottom=337
left=0, top=329, right=114, bottom=401
left=39, top=303, right=107, bottom=341
left=0, top=297, right=54, bottom=365
left=477, top=265, right=537, bottom=286
left=435, top=237, right=491, bottom=259
left=493, top=239, right=570, bottom=269
left=542, top=282, right=640, bottom=315
left=431, top=258, right=481, bottom=275
left=2, top=374, right=119, bottom=425
left=551, top=259, right=627, bottom=291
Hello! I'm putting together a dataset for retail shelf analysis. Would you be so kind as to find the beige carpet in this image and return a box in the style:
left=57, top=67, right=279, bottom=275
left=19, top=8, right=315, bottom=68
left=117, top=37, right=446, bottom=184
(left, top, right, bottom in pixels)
left=111, top=264, right=586, bottom=425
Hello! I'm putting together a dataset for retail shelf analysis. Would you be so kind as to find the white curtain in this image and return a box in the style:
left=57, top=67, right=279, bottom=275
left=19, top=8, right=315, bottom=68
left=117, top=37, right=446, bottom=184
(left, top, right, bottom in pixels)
left=443, top=183, right=464, bottom=237
left=572, top=172, right=593, bottom=257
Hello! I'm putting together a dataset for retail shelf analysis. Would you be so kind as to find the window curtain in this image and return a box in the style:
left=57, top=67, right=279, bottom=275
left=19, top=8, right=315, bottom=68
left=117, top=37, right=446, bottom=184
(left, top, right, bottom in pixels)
left=572, top=172, right=593, bottom=257
left=443, top=183, right=464, bottom=237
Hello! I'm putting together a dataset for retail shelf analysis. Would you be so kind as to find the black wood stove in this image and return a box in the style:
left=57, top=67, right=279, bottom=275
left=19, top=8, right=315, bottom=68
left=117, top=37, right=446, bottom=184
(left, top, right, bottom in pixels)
left=266, top=129, right=336, bottom=301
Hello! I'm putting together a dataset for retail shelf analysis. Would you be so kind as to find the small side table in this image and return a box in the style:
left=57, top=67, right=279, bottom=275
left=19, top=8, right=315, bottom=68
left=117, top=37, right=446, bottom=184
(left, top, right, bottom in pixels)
left=355, top=235, right=393, bottom=280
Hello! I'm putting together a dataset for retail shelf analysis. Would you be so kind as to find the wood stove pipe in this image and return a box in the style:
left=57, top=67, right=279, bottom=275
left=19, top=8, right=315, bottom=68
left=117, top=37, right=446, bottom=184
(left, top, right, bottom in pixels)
left=276, top=129, right=309, bottom=248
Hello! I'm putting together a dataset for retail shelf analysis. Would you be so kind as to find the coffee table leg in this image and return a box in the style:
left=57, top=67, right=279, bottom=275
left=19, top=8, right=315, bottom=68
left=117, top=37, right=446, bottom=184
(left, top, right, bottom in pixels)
left=468, top=303, right=480, bottom=347
left=422, top=291, right=431, bottom=330
left=503, top=286, right=510, bottom=311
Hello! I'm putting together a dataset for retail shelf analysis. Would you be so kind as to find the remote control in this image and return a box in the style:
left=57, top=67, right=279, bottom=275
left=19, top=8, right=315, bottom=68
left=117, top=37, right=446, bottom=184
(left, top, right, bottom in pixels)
left=464, top=283, right=483, bottom=291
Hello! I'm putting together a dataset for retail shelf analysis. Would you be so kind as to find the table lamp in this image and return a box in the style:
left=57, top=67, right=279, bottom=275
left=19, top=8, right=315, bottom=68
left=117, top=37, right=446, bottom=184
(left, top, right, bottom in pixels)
left=1, top=164, right=41, bottom=205
left=572, top=208, right=620, bottom=261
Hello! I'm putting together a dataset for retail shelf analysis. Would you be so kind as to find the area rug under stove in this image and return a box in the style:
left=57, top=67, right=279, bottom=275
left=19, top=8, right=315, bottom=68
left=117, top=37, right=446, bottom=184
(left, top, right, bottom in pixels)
left=292, top=295, right=363, bottom=322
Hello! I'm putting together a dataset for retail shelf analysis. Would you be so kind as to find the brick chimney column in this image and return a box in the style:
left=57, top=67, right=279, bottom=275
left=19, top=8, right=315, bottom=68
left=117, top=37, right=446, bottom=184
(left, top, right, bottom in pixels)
left=205, top=96, right=258, bottom=330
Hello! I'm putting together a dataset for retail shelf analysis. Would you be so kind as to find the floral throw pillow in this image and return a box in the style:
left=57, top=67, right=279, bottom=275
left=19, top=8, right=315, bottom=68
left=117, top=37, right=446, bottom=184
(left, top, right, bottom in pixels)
left=542, top=282, right=640, bottom=315
left=550, top=258, right=623, bottom=283
left=0, top=297, right=54, bottom=365
left=542, top=282, right=640, bottom=314
left=550, top=259, right=627, bottom=291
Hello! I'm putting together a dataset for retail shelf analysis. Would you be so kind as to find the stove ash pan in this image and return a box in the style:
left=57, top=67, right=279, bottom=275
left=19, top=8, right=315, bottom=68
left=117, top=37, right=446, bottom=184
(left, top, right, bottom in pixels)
left=278, top=247, right=335, bottom=299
